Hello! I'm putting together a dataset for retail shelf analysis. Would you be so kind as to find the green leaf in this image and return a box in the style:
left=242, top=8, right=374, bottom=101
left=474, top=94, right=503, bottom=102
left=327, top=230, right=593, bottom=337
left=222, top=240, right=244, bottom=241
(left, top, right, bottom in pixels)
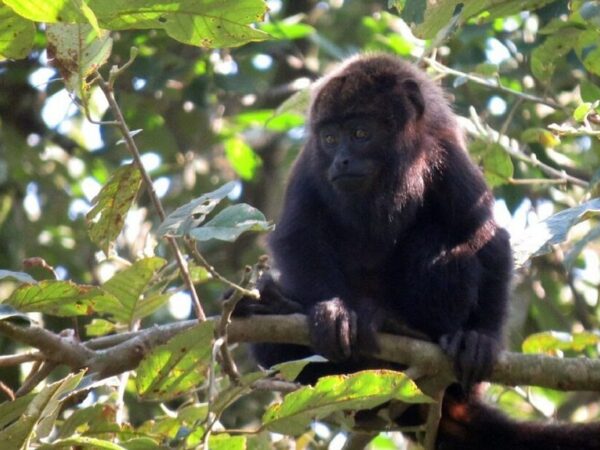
left=469, top=141, right=513, bottom=187
left=522, top=331, right=600, bottom=355
left=100, top=257, right=166, bottom=323
left=262, top=370, right=432, bottom=435
left=0, top=393, right=35, bottom=430
left=272, top=356, right=326, bottom=382
left=210, top=435, right=246, bottom=450
left=57, top=403, right=118, bottom=439
left=512, top=198, right=600, bottom=267
left=46, top=23, right=113, bottom=98
left=0, top=269, right=36, bottom=284
left=136, top=321, right=215, bottom=400
left=0, top=5, right=35, bottom=60
left=157, top=181, right=237, bottom=237
left=188, top=203, right=273, bottom=242
left=573, top=102, right=593, bottom=122
left=3, top=0, right=87, bottom=22
left=520, top=128, right=561, bottom=148
left=405, top=0, right=556, bottom=39
left=0, top=372, right=84, bottom=447
left=86, top=164, right=142, bottom=256
left=85, top=318, right=117, bottom=336
left=6, top=280, right=118, bottom=317
left=120, top=438, right=162, bottom=450
left=224, top=136, right=262, bottom=180
left=211, top=371, right=266, bottom=417
left=260, top=21, right=315, bottom=40
left=580, top=79, right=600, bottom=103
left=38, top=436, right=127, bottom=450
left=531, top=29, right=580, bottom=82
left=92, top=0, right=269, bottom=48
left=576, top=29, right=600, bottom=77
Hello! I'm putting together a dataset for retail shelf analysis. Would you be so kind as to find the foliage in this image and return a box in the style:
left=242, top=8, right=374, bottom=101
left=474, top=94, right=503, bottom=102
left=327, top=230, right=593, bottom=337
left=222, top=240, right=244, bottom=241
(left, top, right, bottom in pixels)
left=0, top=0, right=600, bottom=449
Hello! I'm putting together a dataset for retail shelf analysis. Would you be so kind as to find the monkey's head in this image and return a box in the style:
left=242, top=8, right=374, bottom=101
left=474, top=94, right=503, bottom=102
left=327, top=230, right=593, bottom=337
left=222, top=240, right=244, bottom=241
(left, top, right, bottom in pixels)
left=307, top=54, right=446, bottom=195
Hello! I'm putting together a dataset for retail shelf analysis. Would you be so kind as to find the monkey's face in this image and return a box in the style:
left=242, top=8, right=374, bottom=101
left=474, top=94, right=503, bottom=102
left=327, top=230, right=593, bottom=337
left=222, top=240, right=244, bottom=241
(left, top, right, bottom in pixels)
left=316, top=116, right=389, bottom=193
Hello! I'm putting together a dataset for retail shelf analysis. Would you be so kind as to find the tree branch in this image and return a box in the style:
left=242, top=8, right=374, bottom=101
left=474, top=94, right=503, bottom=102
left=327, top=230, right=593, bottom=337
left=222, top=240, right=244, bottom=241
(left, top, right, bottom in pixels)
left=2, top=315, right=600, bottom=391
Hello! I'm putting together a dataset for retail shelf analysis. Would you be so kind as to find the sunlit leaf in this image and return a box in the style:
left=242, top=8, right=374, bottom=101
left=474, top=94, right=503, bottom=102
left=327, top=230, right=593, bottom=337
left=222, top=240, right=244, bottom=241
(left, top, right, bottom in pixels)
left=86, top=164, right=142, bottom=256
left=136, top=321, right=215, bottom=400
left=99, top=257, right=166, bottom=323
left=224, top=136, right=262, bottom=180
left=3, top=0, right=87, bottom=22
left=263, top=370, right=431, bottom=435
left=405, top=0, right=556, bottom=39
left=46, top=23, right=113, bottom=98
left=92, top=0, right=269, bottom=48
left=0, top=5, right=35, bottom=60
left=188, top=203, right=273, bottom=242
left=260, top=21, right=315, bottom=40
left=0, top=372, right=84, bottom=447
left=57, top=403, right=118, bottom=439
left=573, top=102, right=593, bottom=123
left=85, top=318, right=117, bottom=336
left=522, top=331, right=600, bottom=355
left=6, top=280, right=119, bottom=317
left=38, top=436, right=128, bottom=449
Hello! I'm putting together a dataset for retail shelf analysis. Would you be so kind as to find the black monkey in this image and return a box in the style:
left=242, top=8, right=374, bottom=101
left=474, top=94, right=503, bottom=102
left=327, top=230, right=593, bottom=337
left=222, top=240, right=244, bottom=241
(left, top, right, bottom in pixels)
left=236, top=54, right=600, bottom=449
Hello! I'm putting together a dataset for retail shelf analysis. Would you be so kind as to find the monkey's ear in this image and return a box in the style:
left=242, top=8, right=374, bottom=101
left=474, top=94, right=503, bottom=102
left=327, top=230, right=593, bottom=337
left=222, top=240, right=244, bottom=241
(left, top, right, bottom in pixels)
left=402, top=79, right=425, bottom=118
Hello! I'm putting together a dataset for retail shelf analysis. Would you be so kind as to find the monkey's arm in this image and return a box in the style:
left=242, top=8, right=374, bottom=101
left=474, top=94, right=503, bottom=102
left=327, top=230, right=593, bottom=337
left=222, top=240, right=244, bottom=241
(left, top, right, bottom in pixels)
left=434, top=143, right=512, bottom=388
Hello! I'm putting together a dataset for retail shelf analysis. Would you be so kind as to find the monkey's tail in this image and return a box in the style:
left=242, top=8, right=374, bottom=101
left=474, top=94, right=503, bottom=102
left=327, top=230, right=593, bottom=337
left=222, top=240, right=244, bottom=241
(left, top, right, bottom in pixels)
left=436, top=393, right=600, bottom=450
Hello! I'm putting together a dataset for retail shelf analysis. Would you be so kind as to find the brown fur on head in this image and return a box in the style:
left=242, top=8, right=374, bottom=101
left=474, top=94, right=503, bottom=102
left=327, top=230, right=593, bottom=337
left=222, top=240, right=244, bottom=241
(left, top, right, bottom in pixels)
left=309, top=54, right=458, bottom=138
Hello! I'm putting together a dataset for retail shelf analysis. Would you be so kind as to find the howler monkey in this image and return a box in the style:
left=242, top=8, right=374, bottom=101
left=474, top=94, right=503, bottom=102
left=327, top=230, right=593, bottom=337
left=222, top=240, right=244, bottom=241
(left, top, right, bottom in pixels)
left=235, top=54, right=600, bottom=449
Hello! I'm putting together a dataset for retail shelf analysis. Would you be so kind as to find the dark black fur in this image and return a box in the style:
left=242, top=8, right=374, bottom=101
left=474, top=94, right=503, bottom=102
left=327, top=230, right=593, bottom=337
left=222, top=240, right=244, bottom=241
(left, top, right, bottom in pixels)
left=234, top=54, right=600, bottom=449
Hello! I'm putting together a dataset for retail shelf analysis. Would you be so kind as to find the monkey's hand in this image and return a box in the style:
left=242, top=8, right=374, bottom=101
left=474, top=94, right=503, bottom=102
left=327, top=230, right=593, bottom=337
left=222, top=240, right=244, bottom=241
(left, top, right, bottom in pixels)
left=308, top=298, right=380, bottom=362
left=230, top=273, right=303, bottom=317
left=439, top=330, right=500, bottom=389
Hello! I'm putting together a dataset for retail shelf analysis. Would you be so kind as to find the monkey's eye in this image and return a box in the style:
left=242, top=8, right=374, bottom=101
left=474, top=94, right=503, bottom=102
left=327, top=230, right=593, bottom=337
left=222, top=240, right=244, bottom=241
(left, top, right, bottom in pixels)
left=323, top=134, right=338, bottom=146
left=352, top=128, right=370, bottom=140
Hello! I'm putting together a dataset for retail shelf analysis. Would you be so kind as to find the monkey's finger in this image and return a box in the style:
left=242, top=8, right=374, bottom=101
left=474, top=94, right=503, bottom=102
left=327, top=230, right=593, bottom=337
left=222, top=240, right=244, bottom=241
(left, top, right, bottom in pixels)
left=440, top=330, right=463, bottom=359
left=458, top=330, right=482, bottom=389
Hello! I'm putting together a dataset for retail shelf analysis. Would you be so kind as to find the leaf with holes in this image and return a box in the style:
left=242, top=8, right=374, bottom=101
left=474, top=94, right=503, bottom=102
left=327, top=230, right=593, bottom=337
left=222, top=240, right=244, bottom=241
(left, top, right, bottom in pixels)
left=46, top=23, right=112, bottom=98
left=6, top=280, right=120, bottom=317
left=188, top=203, right=273, bottom=242
left=157, top=181, right=237, bottom=237
left=86, top=164, right=142, bottom=256
left=92, top=0, right=269, bottom=48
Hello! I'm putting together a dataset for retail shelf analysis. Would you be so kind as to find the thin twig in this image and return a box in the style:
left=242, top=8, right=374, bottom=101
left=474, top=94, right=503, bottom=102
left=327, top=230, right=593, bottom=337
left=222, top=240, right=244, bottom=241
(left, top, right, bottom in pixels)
left=16, top=362, right=57, bottom=396
left=185, top=238, right=259, bottom=299
left=464, top=108, right=589, bottom=188
left=424, top=57, right=562, bottom=109
left=423, top=390, right=444, bottom=450
left=93, top=72, right=205, bottom=321
left=0, top=352, right=44, bottom=367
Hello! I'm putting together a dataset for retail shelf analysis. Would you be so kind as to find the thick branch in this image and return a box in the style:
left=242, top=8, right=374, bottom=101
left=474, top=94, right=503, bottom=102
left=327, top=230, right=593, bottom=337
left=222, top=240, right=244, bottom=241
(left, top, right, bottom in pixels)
left=2, top=315, right=600, bottom=391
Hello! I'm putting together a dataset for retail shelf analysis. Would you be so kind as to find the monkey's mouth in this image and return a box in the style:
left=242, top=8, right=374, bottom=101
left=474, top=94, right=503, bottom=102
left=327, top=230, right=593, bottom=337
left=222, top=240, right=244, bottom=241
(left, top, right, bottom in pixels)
left=330, top=173, right=370, bottom=191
